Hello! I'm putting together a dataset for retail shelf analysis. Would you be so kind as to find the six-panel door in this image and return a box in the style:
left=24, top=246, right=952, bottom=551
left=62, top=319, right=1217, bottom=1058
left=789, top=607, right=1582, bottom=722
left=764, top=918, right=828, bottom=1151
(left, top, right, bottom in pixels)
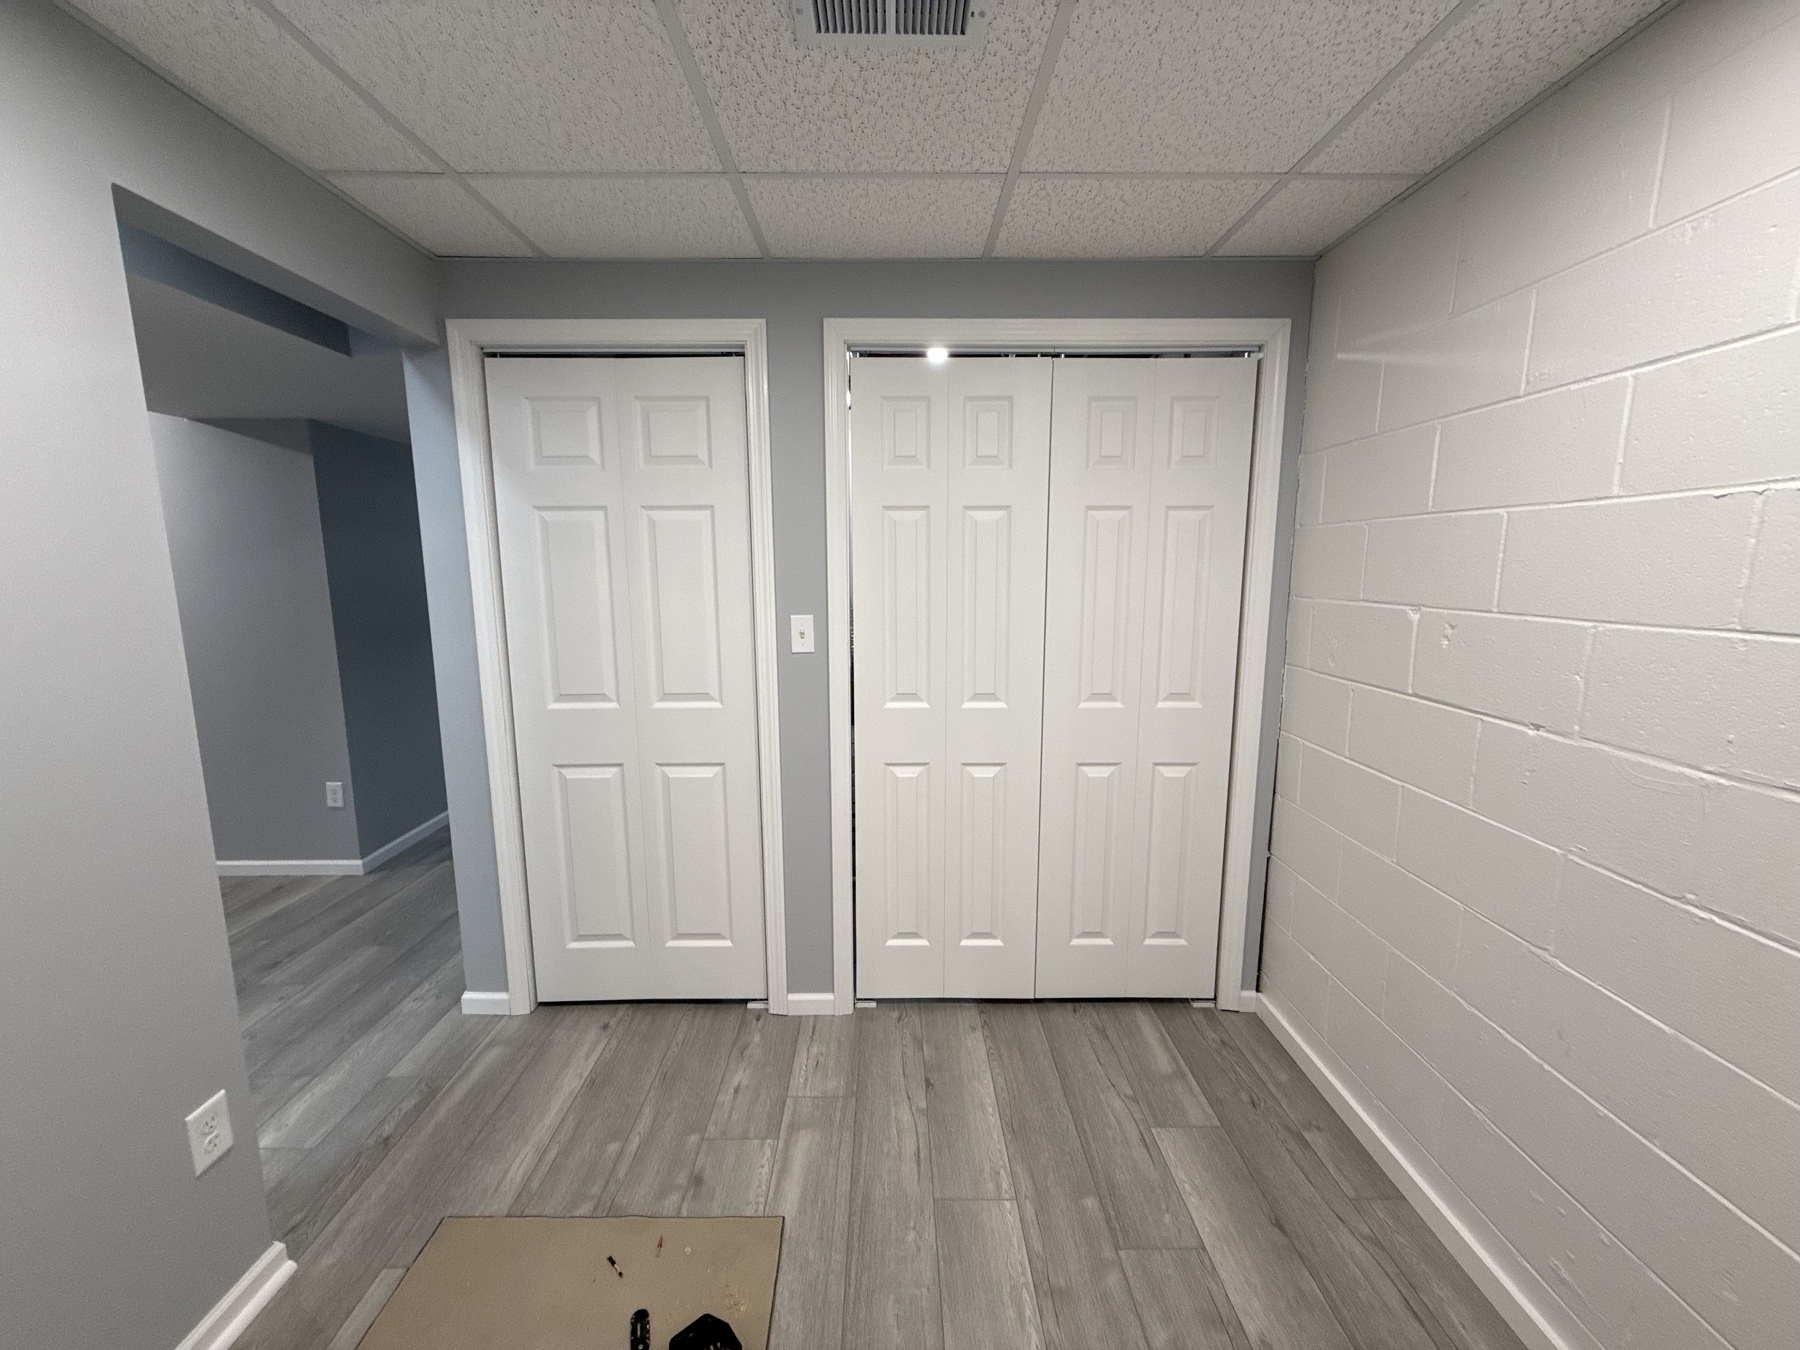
left=850, top=357, right=1054, bottom=998
left=485, top=356, right=766, bottom=1001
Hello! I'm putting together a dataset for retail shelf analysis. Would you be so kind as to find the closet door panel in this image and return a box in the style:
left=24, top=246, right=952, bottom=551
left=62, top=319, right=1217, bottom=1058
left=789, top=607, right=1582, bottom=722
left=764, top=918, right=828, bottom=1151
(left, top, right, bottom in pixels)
left=851, top=356, right=1052, bottom=999
left=1037, top=357, right=1258, bottom=998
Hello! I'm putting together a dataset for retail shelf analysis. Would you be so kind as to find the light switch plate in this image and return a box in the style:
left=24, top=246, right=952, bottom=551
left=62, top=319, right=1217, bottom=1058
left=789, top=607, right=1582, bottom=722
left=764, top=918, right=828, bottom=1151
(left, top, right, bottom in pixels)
left=790, top=614, right=816, bottom=654
left=184, top=1089, right=234, bottom=1177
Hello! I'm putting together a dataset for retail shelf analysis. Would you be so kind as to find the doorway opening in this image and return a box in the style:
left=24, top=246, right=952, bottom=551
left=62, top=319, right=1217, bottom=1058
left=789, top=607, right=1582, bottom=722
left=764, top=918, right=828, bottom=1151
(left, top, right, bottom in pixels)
left=120, top=208, right=458, bottom=1248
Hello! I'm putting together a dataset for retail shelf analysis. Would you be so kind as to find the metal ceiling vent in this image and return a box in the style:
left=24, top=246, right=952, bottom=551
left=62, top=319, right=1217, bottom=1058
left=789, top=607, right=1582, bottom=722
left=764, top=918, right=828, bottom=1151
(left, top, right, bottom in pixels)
left=794, top=0, right=990, bottom=48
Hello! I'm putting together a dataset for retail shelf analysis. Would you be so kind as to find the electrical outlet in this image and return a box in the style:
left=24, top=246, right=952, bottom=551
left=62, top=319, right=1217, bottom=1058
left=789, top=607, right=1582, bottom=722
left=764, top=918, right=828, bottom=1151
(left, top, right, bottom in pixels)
left=325, top=781, right=344, bottom=808
left=790, top=614, right=815, bottom=654
left=184, top=1089, right=234, bottom=1177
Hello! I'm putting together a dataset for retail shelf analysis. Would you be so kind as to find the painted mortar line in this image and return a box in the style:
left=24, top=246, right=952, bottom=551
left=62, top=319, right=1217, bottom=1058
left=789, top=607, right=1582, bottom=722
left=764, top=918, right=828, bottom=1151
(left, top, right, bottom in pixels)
left=982, top=0, right=1077, bottom=259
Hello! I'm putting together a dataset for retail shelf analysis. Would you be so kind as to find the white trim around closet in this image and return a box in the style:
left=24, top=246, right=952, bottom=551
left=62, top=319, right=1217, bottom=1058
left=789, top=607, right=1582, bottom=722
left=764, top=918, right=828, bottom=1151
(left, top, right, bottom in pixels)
left=444, top=319, right=788, bottom=1016
left=822, top=317, right=1292, bottom=1015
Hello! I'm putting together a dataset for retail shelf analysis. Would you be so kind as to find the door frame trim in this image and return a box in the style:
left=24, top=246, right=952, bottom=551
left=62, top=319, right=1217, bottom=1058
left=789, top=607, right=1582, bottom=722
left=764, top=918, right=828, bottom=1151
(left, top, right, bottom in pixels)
left=822, top=317, right=1293, bottom=1014
left=444, top=318, right=787, bottom=1015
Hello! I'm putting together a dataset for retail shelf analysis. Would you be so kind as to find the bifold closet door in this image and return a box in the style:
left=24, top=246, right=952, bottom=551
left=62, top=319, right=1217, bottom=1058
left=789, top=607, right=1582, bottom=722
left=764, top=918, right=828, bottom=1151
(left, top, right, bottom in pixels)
left=484, top=356, right=766, bottom=1002
left=1035, top=357, right=1258, bottom=998
left=851, top=356, right=1053, bottom=998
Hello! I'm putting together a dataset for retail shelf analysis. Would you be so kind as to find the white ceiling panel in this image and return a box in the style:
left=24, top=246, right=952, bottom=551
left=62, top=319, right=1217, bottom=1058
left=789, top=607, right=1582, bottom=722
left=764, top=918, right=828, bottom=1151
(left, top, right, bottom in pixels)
left=1221, top=177, right=1414, bottom=256
left=747, top=177, right=1003, bottom=258
left=1309, top=0, right=1667, bottom=174
left=995, top=176, right=1267, bottom=258
left=473, top=177, right=758, bottom=258
left=677, top=0, right=1060, bottom=172
left=274, top=0, right=721, bottom=172
left=1024, top=0, right=1457, bottom=173
left=328, top=174, right=533, bottom=257
left=64, top=0, right=431, bottom=171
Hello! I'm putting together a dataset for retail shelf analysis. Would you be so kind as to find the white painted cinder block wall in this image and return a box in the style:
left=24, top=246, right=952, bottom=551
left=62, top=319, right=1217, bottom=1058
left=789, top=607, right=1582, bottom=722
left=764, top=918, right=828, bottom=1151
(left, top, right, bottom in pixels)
left=1261, top=2, right=1800, bottom=1348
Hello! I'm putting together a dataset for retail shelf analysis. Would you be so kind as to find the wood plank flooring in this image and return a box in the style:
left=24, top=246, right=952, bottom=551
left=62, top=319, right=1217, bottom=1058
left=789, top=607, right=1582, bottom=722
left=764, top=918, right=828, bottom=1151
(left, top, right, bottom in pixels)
left=223, top=851, right=1525, bottom=1350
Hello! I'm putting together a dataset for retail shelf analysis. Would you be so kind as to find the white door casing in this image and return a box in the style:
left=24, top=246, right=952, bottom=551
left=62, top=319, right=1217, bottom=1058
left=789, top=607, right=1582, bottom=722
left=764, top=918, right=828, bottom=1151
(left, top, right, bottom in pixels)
left=1034, top=357, right=1258, bottom=998
left=484, top=355, right=767, bottom=1001
left=850, top=356, right=1053, bottom=998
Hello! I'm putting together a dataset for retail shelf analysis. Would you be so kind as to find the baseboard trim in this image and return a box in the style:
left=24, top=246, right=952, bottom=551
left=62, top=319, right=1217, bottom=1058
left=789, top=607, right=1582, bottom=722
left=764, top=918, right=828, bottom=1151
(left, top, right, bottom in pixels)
left=216, top=858, right=363, bottom=876
left=782, top=991, right=843, bottom=1016
left=217, top=811, right=449, bottom=878
left=358, top=811, right=450, bottom=871
left=174, top=1241, right=294, bottom=1350
left=461, top=990, right=512, bottom=1016
left=1257, top=992, right=1591, bottom=1350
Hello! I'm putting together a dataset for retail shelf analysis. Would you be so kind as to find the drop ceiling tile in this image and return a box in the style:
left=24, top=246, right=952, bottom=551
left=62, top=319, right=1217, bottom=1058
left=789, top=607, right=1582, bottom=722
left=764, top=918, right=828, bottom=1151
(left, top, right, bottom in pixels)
left=995, top=176, right=1267, bottom=258
left=1309, top=0, right=1668, bottom=174
left=746, top=177, right=1003, bottom=257
left=65, top=0, right=430, bottom=171
left=676, top=0, right=1060, bottom=172
left=472, top=177, right=758, bottom=258
left=328, top=174, right=533, bottom=256
left=1024, top=0, right=1457, bottom=173
left=1221, top=177, right=1414, bottom=256
left=274, top=0, right=720, bottom=171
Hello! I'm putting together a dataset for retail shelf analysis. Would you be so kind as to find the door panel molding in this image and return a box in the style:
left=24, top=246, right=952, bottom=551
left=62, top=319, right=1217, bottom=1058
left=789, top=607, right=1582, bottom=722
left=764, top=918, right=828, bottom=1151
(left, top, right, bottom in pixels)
left=446, top=319, right=786, bottom=1015
left=824, top=318, right=1293, bottom=1013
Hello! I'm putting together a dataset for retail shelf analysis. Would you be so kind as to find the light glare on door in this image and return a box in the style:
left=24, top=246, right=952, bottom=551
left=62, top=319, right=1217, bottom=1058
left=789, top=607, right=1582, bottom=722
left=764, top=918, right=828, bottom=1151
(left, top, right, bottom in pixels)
left=926, top=346, right=949, bottom=365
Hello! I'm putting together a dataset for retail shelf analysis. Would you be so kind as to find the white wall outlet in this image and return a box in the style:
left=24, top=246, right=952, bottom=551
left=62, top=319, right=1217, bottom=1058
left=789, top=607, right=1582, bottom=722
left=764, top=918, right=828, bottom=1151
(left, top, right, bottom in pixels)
left=184, top=1089, right=234, bottom=1177
left=325, top=780, right=344, bottom=808
left=790, top=613, right=815, bottom=654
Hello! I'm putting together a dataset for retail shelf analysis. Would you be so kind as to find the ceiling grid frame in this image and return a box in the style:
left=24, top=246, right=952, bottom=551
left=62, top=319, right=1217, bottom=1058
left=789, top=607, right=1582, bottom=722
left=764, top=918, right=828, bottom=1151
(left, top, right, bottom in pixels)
left=249, top=0, right=547, bottom=258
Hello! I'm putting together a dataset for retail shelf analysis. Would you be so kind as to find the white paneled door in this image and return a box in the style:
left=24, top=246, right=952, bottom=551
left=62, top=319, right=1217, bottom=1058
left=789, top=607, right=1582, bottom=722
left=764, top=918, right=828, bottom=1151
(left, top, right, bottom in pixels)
left=850, top=354, right=1257, bottom=1000
left=851, top=357, right=1054, bottom=998
left=1035, top=358, right=1257, bottom=998
left=485, top=356, right=766, bottom=1002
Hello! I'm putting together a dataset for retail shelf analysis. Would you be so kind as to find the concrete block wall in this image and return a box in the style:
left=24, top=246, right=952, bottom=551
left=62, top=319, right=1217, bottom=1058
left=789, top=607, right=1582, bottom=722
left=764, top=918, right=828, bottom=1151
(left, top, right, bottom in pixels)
left=1262, top=2, right=1800, bottom=1348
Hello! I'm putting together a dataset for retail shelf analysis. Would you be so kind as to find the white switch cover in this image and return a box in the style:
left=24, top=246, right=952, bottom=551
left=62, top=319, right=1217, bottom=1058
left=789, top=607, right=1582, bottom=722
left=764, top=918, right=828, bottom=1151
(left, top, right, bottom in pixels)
left=325, top=781, right=344, bottom=808
left=184, top=1089, right=234, bottom=1177
left=790, top=614, right=815, bottom=654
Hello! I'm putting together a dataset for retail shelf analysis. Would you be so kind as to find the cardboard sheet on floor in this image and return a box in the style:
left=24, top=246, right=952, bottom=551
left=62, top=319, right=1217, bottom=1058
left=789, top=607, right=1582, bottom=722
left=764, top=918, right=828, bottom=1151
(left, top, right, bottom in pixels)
left=357, top=1215, right=783, bottom=1350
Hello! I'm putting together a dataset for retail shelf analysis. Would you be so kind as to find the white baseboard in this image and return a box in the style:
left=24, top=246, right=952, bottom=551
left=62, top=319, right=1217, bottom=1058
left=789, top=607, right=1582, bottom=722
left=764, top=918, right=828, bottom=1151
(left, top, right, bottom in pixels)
left=1257, top=993, right=1591, bottom=1350
left=217, top=811, right=449, bottom=878
left=1235, top=990, right=1259, bottom=1013
left=782, top=992, right=842, bottom=1016
left=174, top=1240, right=294, bottom=1350
left=461, top=990, right=512, bottom=1016
left=358, top=811, right=450, bottom=871
left=216, top=858, right=363, bottom=876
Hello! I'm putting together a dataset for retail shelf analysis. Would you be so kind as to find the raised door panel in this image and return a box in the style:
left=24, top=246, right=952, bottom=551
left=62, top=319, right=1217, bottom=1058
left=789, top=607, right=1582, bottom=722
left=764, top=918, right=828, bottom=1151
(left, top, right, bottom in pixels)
left=485, top=355, right=765, bottom=1002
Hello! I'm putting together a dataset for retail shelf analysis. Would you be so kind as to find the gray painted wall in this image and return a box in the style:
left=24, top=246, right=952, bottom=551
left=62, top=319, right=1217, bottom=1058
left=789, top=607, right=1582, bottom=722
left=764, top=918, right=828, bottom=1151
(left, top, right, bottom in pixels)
left=310, top=421, right=449, bottom=852
left=0, top=1, right=435, bottom=1346
left=403, top=349, right=511, bottom=990
left=432, top=259, right=1313, bottom=995
left=150, top=414, right=362, bottom=862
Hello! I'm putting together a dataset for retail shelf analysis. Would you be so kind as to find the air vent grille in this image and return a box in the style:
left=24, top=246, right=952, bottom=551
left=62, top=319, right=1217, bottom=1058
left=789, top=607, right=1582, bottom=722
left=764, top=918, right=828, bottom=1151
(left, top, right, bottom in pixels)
left=796, top=0, right=987, bottom=47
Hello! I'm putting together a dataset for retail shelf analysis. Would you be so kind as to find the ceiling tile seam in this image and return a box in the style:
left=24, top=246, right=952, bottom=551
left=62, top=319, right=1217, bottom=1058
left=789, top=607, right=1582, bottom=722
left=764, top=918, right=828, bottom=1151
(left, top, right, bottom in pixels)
left=253, top=0, right=546, bottom=258
left=1307, top=0, right=1690, bottom=260
left=47, top=1, right=451, bottom=262
left=325, top=170, right=1414, bottom=184
left=1206, top=0, right=1483, bottom=256
left=653, top=0, right=768, bottom=259
left=981, top=0, right=1078, bottom=259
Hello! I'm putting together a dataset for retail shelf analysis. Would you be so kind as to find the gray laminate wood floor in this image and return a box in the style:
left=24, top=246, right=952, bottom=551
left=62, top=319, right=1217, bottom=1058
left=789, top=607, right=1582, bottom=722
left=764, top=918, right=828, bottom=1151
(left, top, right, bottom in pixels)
left=223, top=840, right=1524, bottom=1350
